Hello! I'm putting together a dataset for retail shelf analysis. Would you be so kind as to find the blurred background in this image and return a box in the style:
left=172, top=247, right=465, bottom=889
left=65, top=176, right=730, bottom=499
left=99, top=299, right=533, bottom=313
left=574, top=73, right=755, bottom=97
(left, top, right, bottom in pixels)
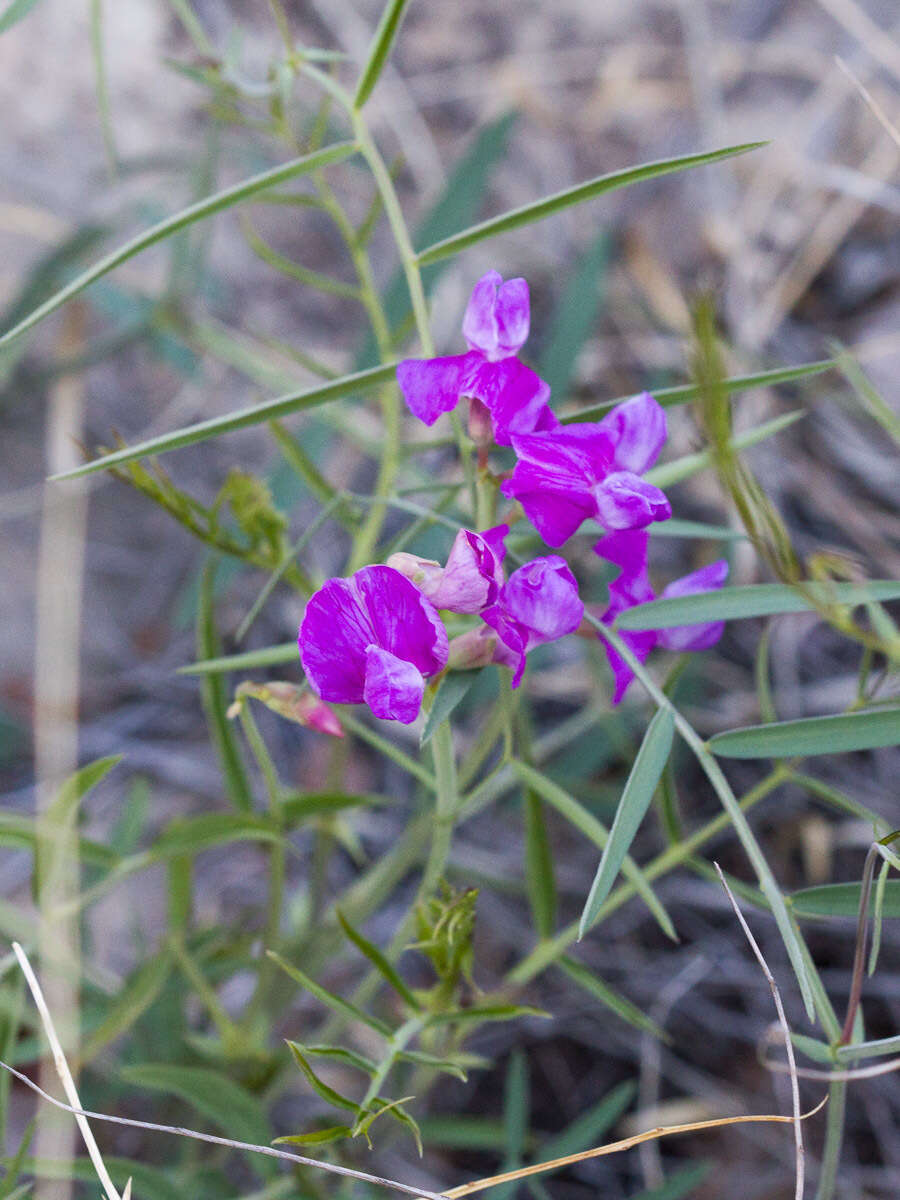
left=1, top=1, right=899, bottom=1198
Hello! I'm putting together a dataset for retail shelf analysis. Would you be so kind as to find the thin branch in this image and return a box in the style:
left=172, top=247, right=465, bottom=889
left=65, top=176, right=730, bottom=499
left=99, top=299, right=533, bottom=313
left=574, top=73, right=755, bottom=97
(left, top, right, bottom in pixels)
left=713, top=864, right=805, bottom=1200
left=0, top=1060, right=447, bottom=1200
left=11, top=944, right=121, bottom=1200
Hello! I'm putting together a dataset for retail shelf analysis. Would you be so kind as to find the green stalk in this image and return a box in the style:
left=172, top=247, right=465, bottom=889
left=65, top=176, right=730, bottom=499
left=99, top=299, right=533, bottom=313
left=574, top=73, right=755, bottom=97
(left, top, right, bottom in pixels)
left=421, top=722, right=459, bottom=899
left=814, top=1081, right=846, bottom=1200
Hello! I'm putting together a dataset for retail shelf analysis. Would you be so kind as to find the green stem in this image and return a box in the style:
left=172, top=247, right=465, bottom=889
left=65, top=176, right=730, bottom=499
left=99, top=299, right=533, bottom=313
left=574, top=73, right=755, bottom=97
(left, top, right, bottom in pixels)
left=354, top=1015, right=425, bottom=1127
left=420, top=721, right=459, bottom=900
left=814, top=1081, right=846, bottom=1200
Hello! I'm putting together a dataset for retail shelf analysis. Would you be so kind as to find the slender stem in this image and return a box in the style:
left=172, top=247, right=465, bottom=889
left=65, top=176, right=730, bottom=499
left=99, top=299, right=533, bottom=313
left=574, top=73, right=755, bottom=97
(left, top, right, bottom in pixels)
left=354, top=1015, right=425, bottom=1126
left=420, top=722, right=459, bottom=900
left=814, top=1081, right=846, bottom=1200
left=839, top=842, right=878, bottom=1045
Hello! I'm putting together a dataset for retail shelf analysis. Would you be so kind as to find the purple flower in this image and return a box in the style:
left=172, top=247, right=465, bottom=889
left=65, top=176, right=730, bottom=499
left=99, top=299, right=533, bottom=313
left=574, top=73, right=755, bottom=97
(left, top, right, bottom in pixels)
left=594, top=531, right=728, bottom=703
left=481, top=556, right=584, bottom=688
left=298, top=565, right=448, bottom=725
left=387, top=525, right=508, bottom=614
left=396, top=271, right=557, bottom=446
left=501, top=393, right=672, bottom=546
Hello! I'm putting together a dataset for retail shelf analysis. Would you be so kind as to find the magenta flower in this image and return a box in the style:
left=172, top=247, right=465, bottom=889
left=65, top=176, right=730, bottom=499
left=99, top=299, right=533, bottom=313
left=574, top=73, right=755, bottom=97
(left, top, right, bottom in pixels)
left=387, top=525, right=509, bottom=614
left=501, top=393, right=672, bottom=546
left=298, top=566, right=448, bottom=725
left=481, top=556, right=584, bottom=687
left=396, top=271, right=557, bottom=446
left=594, top=531, right=728, bottom=703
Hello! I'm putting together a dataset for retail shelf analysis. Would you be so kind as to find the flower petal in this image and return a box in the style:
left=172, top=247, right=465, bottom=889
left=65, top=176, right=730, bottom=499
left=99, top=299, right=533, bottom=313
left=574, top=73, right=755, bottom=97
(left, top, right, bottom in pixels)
left=481, top=523, right=510, bottom=565
left=429, top=529, right=503, bottom=613
left=593, top=530, right=651, bottom=594
left=461, top=356, right=553, bottom=446
left=353, top=565, right=449, bottom=676
left=397, top=354, right=472, bottom=426
left=480, top=604, right=528, bottom=688
left=598, top=626, right=657, bottom=704
left=363, top=645, right=425, bottom=724
left=656, top=559, right=729, bottom=652
left=598, top=392, right=667, bottom=474
left=593, top=471, right=672, bottom=531
left=501, top=463, right=596, bottom=546
left=462, top=270, right=503, bottom=355
left=502, top=556, right=584, bottom=645
left=495, top=277, right=530, bottom=354
left=298, top=577, right=374, bottom=704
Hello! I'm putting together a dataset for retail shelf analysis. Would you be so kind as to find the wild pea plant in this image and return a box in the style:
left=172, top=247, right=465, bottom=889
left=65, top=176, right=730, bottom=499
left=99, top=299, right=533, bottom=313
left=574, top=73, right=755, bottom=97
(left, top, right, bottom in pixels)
left=4, top=2, right=900, bottom=1199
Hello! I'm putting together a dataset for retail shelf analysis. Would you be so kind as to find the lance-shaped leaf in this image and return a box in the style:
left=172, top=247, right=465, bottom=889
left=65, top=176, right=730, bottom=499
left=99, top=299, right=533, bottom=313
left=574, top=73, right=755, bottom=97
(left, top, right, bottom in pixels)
left=710, top=708, right=900, bottom=759
left=336, top=910, right=422, bottom=1011
left=416, top=142, right=765, bottom=264
left=617, top=580, right=900, bottom=630
left=568, top=358, right=833, bottom=422
left=790, top=881, right=900, bottom=920
left=559, top=956, right=669, bottom=1040
left=579, top=708, right=675, bottom=938
left=353, top=0, right=412, bottom=109
left=53, top=361, right=397, bottom=480
left=645, top=410, right=804, bottom=490
left=420, top=674, right=476, bottom=747
left=120, top=1064, right=272, bottom=1147
left=268, top=951, right=392, bottom=1036
left=2, top=142, right=357, bottom=350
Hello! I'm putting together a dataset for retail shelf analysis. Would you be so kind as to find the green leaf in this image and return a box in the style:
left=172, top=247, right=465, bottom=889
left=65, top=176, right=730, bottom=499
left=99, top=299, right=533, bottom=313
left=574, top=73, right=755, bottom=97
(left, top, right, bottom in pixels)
left=2, top=142, right=358, bottom=350
left=120, top=1063, right=272, bottom=1145
left=836, top=1032, right=900, bottom=1062
left=178, top=642, right=298, bottom=675
left=511, top=760, right=676, bottom=941
left=274, top=1125, right=354, bottom=1145
left=281, top=791, right=390, bottom=823
left=268, top=951, right=392, bottom=1035
left=12, top=1155, right=182, bottom=1200
left=710, top=708, right=900, bottom=759
left=617, top=581, right=900, bottom=630
left=426, top=1004, right=550, bottom=1025
left=0, top=1119, right=34, bottom=1200
left=149, top=813, right=281, bottom=858
left=558, top=956, right=669, bottom=1040
left=53, top=361, right=397, bottom=480
left=0, top=0, right=42, bottom=35
left=80, top=949, right=173, bottom=1061
left=646, top=518, right=746, bottom=541
left=421, top=674, right=476, bottom=746
left=336, top=910, right=422, bottom=1010
left=286, top=1042, right=361, bottom=1113
left=353, top=0, right=412, bottom=108
left=790, top=881, right=900, bottom=920
left=197, top=561, right=253, bottom=812
left=538, top=232, right=610, bottom=402
left=645, top=410, right=804, bottom=489
left=579, top=709, right=675, bottom=938
left=791, top=1034, right=836, bottom=1064
left=524, top=792, right=556, bottom=938
left=490, top=1051, right=528, bottom=1200
left=417, top=142, right=765, bottom=265
left=568, top=358, right=834, bottom=421
left=416, top=1116, right=508, bottom=1150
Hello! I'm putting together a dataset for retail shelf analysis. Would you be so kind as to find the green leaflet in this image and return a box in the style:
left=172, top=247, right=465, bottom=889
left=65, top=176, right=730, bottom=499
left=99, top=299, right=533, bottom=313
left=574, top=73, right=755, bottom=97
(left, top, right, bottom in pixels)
left=417, top=142, right=765, bottom=264
left=579, top=709, right=675, bottom=937
left=353, top=0, right=413, bottom=109
left=710, top=707, right=900, bottom=759
left=617, top=581, right=900, bottom=630
left=790, top=881, right=900, bottom=920
left=2, top=142, right=359, bottom=351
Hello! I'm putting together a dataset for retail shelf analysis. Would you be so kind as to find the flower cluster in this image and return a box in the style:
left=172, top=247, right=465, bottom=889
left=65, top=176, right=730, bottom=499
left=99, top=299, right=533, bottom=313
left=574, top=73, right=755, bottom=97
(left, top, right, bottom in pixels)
left=297, top=271, right=729, bottom=724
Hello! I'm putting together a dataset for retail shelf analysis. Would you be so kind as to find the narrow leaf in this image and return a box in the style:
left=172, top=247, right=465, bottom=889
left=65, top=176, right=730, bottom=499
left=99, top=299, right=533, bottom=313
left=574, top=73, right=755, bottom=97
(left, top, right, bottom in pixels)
left=274, top=1125, right=353, bottom=1145
left=524, top=792, right=557, bottom=938
left=268, top=951, right=392, bottom=1036
left=281, top=791, right=390, bottom=823
left=579, top=709, right=675, bottom=938
left=417, top=143, right=765, bottom=265
left=2, top=142, right=358, bottom=349
left=336, top=910, right=422, bottom=1011
left=710, top=708, right=900, bottom=759
left=558, top=957, right=669, bottom=1040
left=537, top=1081, right=636, bottom=1161
left=353, top=0, right=412, bottom=109
left=645, top=410, right=804, bottom=490
left=538, top=232, right=609, bottom=402
left=790, top=881, right=900, bottom=920
left=836, top=1032, right=900, bottom=1062
left=81, top=950, right=172, bottom=1061
left=617, top=581, right=900, bottom=630
left=178, top=642, right=298, bottom=675
left=421, top=674, right=475, bottom=746
left=53, top=362, right=397, bottom=480
left=511, top=760, right=676, bottom=940
left=568, top=358, right=833, bottom=422
left=0, top=0, right=42, bottom=34
left=149, top=813, right=281, bottom=858
left=286, top=1043, right=361, bottom=1113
